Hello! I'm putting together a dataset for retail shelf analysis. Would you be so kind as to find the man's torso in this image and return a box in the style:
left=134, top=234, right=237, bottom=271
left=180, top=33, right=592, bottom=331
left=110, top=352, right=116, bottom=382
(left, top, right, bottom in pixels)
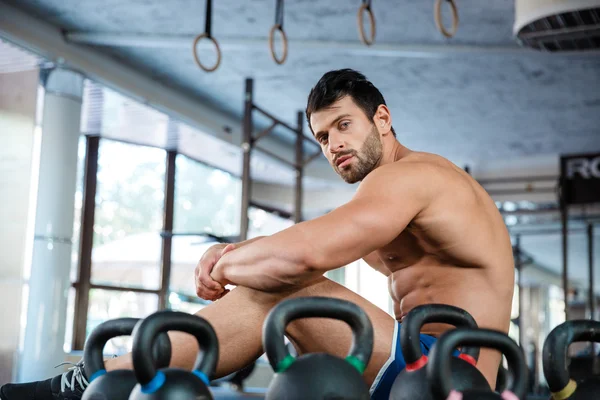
left=363, top=151, right=515, bottom=386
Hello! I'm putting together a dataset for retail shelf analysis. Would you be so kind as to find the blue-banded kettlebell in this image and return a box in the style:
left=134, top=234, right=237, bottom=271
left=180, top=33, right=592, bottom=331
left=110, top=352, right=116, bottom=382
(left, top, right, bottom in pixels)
left=390, top=304, right=490, bottom=400
left=428, top=328, right=528, bottom=400
left=263, top=296, right=374, bottom=400
left=82, top=317, right=172, bottom=400
left=129, top=310, right=219, bottom=400
left=543, top=319, right=600, bottom=400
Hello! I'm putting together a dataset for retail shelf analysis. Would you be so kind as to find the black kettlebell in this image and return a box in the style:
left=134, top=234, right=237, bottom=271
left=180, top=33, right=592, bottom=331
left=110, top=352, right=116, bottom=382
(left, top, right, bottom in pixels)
left=428, top=328, right=528, bottom=400
left=82, top=318, right=172, bottom=400
left=263, top=297, right=374, bottom=400
left=390, top=304, right=490, bottom=400
left=129, top=310, right=219, bottom=400
left=542, top=319, right=600, bottom=400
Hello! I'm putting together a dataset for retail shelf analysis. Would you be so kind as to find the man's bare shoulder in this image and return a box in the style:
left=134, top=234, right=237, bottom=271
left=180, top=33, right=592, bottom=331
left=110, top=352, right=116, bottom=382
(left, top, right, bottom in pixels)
left=357, top=151, right=462, bottom=192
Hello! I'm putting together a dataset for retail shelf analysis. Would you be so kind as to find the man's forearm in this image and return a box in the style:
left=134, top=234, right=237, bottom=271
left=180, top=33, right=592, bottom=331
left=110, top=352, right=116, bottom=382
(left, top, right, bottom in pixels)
left=210, top=228, right=319, bottom=291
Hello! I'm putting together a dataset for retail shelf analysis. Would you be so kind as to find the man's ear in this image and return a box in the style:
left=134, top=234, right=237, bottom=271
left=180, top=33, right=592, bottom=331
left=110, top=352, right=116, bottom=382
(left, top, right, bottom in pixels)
left=374, top=105, right=392, bottom=136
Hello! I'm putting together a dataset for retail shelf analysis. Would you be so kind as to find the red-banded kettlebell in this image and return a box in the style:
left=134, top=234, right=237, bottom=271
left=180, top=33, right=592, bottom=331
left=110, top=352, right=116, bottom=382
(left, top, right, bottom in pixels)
left=428, top=328, right=528, bottom=400
left=263, top=297, right=374, bottom=400
left=542, top=319, right=600, bottom=400
left=129, top=311, right=219, bottom=400
left=82, top=317, right=171, bottom=400
left=390, top=304, right=490, bottom=400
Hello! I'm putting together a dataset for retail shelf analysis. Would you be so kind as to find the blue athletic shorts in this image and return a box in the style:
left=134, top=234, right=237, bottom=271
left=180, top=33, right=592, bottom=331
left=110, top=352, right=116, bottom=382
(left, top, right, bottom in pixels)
left=369, top=322, right=460, bottom=400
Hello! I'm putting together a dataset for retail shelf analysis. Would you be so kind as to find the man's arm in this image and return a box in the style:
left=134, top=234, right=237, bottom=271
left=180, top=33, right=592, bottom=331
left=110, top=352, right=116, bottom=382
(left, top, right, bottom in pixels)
left=211, top=163, right=435, bottom=291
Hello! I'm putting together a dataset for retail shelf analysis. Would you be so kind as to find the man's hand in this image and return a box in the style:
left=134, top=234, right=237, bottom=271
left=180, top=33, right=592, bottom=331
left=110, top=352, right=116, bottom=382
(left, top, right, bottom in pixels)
left=195, top=243, right=235, bottom=301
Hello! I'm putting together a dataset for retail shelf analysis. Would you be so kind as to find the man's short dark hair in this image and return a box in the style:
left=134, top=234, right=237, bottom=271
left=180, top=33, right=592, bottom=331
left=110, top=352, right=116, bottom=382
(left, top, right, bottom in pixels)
left=306, top=68, right=396, bottom=137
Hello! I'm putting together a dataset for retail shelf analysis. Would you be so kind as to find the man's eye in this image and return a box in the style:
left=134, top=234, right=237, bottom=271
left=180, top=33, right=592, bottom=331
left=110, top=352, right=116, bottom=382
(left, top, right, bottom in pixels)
left=319, top=134, right=329, bottom=144
left=340, top=122, right=350, bottom=130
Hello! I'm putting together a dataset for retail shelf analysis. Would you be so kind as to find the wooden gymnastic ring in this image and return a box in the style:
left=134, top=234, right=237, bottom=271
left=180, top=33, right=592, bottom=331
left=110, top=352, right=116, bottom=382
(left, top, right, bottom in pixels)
left=357, top=3, right=376, bottom=46
left=269, top=24, right=288, bottom=65
left=192, top=33, right=222, bottom=72
left=434, top=0, right=459, bottom=38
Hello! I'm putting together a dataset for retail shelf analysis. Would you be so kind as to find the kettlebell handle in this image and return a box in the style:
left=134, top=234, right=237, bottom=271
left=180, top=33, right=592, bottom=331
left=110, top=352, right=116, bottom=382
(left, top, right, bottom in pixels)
left=84, top=318, right=171, bottom=382
left=263, top=297, right=374, bottom=374
left=542, top=319, right=600, bottom=393
left=427, top=328, right=527, bottom=400
left=131, top=311, right=219, bottom=387
left=400, top=304, right=480, bottom=364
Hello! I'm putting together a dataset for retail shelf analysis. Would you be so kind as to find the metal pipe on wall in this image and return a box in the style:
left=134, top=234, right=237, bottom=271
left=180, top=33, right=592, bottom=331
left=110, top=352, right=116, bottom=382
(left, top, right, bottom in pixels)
left=561, top=201, right=569, bottom=321
left=588, top=223, right=595, bottom=320
left=158, top=150, right=176, bottom=309
left=515, top=234, right=525, bottom=347
left=295, top=111, right=304, bottom=223
left=240, top=78, right=253, bottom=241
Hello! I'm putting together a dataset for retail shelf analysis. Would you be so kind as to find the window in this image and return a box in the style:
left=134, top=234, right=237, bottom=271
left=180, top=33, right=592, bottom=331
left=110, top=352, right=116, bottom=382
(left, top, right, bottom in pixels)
left=91, top=140, right=166, bottom=290
left=248, top=206, right=294, bottom=239
left=344, top=260, right=391, bottom=315
left=169, top=236, right=219, bottom=298
left=174, top=155, right=241, bottom=237
left=86, top=289, right=159, bottom=354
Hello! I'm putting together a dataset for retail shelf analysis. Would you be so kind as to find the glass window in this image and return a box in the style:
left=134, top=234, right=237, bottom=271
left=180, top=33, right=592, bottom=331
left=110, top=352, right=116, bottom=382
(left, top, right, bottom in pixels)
left=91, top=140, right=166, bottom=290
left=344, top=260, right=392, bottom=315
left=174, top=155, right=241, bottom=237
left=170, top=236, right=219, bottom=297
left=168, top=292, right=207, bottom=315
left=86, top=289, right=159, bottom=353
left=247, top=207, right=294, bottom=239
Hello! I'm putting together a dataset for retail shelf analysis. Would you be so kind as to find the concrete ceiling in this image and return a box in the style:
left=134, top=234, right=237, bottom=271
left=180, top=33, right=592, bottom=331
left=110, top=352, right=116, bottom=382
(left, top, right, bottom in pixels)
left=3, top=0, right=600, bottom=173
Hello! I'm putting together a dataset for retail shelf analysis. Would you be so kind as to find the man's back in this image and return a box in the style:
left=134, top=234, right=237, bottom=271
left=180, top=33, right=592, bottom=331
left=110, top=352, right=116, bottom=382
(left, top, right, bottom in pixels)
left=368, top=151, right=515, bottom=386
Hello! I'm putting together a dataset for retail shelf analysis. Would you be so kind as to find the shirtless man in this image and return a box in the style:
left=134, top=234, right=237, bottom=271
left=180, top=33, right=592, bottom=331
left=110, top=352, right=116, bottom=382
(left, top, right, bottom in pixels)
left=1, top=68, right=514, bottom=400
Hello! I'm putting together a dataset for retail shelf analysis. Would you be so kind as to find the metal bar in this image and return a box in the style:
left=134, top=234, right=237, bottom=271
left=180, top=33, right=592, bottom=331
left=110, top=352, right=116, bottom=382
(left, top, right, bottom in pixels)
left=295, top=111, right=304, bottom=224
left=304, top=150, right=323, bottom=166
left=64, top=32, right=600, bottom=58
left=253, top=104, right=301, bottom=135
left=572, top=11, right=597, bottom=48
left=253, top=121, right=278, bottom=143
left=562, top=201, right=570, bottom=321
left=476, top=175, right=557, bottom=185
left=516, top=235, right=524, bottom=347
left=86, top=283, right=161, bottom=295
left=240, top=78, right=253, bottom=241
left=158, top=150, right=176, bottom=309
left=589, top=224, right=595, bottom=320
left=255, top=145, right=298, bottom=169
left=72, top=135, right=99, bottom=350
left=509, top=228, right=590, bottom=236
left=485, top=188, right=557, bottom=196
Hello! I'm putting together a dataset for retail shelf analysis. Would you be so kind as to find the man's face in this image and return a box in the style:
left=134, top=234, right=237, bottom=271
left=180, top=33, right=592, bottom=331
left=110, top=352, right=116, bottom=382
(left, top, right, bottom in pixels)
left=310, top=96, right=383, bottom=183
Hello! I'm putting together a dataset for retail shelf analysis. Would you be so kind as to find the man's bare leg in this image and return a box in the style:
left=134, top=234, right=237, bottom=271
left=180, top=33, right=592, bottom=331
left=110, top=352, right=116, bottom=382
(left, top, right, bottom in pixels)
left=106, top=277, right=396, bottom=386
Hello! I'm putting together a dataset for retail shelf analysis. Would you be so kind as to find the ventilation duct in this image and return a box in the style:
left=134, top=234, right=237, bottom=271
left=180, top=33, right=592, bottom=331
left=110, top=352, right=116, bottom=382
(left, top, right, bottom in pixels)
left=514, top=0, right=600, bottom=51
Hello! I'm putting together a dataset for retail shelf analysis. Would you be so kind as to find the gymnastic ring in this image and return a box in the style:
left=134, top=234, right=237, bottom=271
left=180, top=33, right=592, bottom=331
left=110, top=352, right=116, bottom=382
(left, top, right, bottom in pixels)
left=357, top=3, right=376, bottom=46
left=192, top=33, right=222, bottom=72
left=269, top=24, right=288, bottom=65
left=434, top=0, right=459, bottom=38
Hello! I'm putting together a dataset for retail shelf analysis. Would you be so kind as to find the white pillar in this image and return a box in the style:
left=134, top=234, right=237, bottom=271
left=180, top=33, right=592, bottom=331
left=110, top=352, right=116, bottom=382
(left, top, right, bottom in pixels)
left=19, top=67, right=83, bottom=381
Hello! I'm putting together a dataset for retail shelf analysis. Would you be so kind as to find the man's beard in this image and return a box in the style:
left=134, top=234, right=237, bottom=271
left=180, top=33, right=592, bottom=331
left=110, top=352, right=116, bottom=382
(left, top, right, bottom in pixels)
left=335, top=126, right=383, bottom=184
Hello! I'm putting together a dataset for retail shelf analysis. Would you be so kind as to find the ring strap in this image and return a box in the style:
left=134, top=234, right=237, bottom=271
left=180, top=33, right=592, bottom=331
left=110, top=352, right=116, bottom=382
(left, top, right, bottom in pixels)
left=204, top=0, right=212, bottom=38
left=275, top=0, right=284, bottom=29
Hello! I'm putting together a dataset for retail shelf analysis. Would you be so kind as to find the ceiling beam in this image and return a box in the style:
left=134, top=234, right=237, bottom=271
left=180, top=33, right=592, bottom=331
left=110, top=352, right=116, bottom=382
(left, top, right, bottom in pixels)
left=64, top=32, right=600, bottom=59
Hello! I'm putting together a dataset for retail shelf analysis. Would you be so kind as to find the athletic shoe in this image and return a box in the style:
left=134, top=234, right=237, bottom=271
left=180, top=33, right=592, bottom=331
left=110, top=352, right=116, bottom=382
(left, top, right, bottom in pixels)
left=0, top=360, right=88, bottom=400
